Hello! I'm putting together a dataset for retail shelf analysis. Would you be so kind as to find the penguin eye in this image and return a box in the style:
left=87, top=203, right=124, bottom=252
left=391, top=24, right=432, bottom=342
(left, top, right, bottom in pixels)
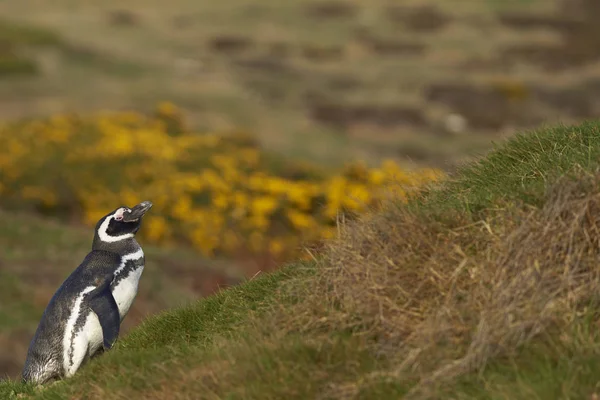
left=114, top=208, right=126, bottom=221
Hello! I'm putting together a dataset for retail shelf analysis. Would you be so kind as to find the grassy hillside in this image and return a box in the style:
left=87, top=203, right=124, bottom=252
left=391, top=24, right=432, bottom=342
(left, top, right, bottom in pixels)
left=3, top=121, right=600, bottom=399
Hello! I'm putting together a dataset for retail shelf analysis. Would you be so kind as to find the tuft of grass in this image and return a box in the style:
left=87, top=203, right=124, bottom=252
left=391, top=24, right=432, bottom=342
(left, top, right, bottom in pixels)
left=445, top=315, right=600, bottom=399
left=0, top=380, right=35, bottom=399
left=6, top=121, right=600, bottom=398
left=419, top=121, right=600, bottom=218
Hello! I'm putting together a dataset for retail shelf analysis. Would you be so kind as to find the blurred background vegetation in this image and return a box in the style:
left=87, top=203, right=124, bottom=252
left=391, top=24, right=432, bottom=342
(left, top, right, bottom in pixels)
left=1, top=0, right=598, bottom=380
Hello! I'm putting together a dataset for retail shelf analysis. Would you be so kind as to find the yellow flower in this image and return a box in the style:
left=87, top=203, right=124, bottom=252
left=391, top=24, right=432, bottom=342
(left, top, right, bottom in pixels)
left=210, top=154, right=237, bottom=170
left=190, top=227, right=219, bottom=256
left=286, top=209, right=314, bottom=230
left=213, top=192, right=230, bottom=210
left=233, top=192, right=249, bottom=208
left=172, top=195, right=192, bottom=220
left=249, top=214, right=269, bottom=229
left=145, top=216, right=168, bottom=242
left=251, top=196, right=278, bottom=217
left=323, top=176, right=347, bottom=218
left=201, top=169, right=228, bottom=191
left=343, top=183, right=371, bottom=211
left=269, top=239, right=284, bottom=256
left=369, top=169, right=386, bottom=185
left=381, top=159, right=410, bottom=183
left=286, top=183, right=315, bottom=211
left=46, top=127, right=72, bottom=143
left=0, top=102, right=444, bottom=261
left=264, top=177, right=289, bottom=195
left=248, top=173, right=268, bottom=191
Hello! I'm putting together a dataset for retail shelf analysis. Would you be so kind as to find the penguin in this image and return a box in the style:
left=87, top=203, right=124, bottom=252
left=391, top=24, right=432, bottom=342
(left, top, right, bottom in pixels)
left=21, top=200, right=153, bottom=385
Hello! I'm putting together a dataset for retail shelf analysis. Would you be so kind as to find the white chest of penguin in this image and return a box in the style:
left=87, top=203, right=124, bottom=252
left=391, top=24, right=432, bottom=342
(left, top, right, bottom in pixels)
left=111, top=248, right=145, bottom=320
left=112, top=265, right=144, bottom=319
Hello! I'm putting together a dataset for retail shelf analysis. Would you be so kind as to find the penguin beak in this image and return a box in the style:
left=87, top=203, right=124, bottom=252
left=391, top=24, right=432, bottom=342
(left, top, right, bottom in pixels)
left=123, top=201, right=153, bottom=222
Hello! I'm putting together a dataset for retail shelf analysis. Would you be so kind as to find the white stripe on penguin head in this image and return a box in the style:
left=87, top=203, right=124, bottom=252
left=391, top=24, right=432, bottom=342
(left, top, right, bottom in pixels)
left=97, top=208, right=134, bottom=243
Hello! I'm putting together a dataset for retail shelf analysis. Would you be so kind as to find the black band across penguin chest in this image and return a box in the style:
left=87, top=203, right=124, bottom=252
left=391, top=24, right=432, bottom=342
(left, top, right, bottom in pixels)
left=111, top=256, right=145, bottom=288
left=110, top=249, right=146, bottom=320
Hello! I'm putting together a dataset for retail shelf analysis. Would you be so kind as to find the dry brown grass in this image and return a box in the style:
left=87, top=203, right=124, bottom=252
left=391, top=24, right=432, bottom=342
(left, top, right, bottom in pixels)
left=265, top=171, right=600, bottom=398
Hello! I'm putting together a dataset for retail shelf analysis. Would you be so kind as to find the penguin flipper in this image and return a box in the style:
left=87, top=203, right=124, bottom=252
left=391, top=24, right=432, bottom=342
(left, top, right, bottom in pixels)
left=87, top=278, right=120, bottom=350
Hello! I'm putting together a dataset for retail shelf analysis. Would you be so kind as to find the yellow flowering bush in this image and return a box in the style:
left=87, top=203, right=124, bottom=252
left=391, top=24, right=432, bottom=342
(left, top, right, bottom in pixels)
left=0, top=102, right=444, bottom=261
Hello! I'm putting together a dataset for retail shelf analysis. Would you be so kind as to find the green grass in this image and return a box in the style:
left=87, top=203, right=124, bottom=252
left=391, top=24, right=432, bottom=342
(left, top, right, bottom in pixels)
left=121, top=263, right=313, bottom=351
left=417, top=121, right=600, bottom=217
left=445, top=317, right=600, bottom=399
left=5, top=120, right=600, bottom=398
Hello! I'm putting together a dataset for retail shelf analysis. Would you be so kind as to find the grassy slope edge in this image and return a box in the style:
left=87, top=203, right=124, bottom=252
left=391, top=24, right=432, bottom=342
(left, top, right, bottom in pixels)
left=0, top=262, right=313, bottom=399
left=4, top=121, right=600, bottom=399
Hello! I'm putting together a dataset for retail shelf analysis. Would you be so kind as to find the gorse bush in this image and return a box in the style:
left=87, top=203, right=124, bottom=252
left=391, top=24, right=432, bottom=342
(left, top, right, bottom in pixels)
left=0, top=102, right=443, bottom=260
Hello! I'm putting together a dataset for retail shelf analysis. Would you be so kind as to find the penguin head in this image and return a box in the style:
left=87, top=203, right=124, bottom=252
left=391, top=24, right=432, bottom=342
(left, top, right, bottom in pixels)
left=94, top=200, right=153, bottom=244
